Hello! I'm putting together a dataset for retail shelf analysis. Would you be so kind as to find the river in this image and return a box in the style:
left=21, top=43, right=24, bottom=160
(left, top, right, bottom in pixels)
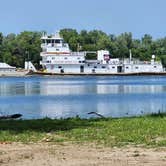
left=0, top=75, right=166, bottom=119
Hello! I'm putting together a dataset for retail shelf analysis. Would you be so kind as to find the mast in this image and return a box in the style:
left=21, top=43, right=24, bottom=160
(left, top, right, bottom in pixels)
left=129, top=49, right=132, bottom=64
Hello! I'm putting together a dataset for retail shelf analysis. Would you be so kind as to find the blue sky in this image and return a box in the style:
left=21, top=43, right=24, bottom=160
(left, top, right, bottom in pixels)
left=0, top=0, right=166, bottom=39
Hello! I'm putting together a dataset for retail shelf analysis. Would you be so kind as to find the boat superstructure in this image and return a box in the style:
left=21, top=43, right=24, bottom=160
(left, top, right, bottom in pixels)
left=40, top=32, right=87, bottom=73
left=40, top=32, right=164, bottom=74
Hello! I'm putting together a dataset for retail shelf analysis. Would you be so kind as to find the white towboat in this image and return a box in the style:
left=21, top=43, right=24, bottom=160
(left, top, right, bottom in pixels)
left=40, top=32, right=164, bottom=74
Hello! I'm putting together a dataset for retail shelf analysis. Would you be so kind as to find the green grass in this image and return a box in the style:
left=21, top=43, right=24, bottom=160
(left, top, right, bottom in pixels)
left=0, top=113, right=166, bottom=147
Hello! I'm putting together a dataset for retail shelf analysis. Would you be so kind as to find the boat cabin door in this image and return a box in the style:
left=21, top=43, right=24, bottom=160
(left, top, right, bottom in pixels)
left=80, top=65, right=84, bottom=73
left=117, top=66, right=123, bottom=73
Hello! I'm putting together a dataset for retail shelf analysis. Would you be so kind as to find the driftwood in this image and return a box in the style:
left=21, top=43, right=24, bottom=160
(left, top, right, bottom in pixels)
left=0, top=114, right=22, bottom=120
left=88, top=112, right=105, bottom=118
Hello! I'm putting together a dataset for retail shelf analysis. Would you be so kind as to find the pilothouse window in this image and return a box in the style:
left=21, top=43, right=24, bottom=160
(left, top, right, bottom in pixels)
left=44, top=39, right=63, bottom=44
left=46, top=40, right=51, bottom=44
left=42, top=39, right=46, bottom=43
left=55, top=39, right=61, bottom=44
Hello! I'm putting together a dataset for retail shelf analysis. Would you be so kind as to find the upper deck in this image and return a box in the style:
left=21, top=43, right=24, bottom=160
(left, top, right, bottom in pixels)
left=41, top=32, right=70, bottom=54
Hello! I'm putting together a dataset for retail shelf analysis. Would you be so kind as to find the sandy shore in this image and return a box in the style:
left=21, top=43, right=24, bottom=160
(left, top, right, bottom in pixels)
left=0, top=142, right=165, bottom=166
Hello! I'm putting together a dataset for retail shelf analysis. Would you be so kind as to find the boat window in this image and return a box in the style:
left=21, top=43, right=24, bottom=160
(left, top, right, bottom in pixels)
left=135, top=66, right=139, bottom=69
left=112, top=66, right=115, bottom=69
left=52, top=57, right=55, bottom=60
left=42, top=39, right=46, bottom=43
left=154, top=66, right=157, bottom=68
left=64, top=57, right=68, bottom=60
left=55, top=39, right=61, bottom=43
left=63, top=44, right=67, bottom=47
left=102, top=66, right=106, bottom=68
left=46, top=39, right=51, bottom=44
left=58, top=66, right=62, bottom=68
left=126, top=67, right=129, bottom=69
left=94, top=66, right=97, bottom=68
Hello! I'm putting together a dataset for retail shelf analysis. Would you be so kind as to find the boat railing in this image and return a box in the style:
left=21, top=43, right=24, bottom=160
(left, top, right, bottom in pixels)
left=70, top=52, right=85, bottom=56
left=40, top=52, right=85, bottom=56
left=133, top=61, right=162, bottom=65
left=123, top=59, right=162, bottom=65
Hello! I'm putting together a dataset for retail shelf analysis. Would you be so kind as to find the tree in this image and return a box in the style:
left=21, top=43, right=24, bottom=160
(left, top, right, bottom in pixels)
left=17, top=31, right=42, bottom=68
left=0, top=32, right=3, bottom=61
left=60, top=29, right=79, bottom=51
left=140, top=34, right=153, bottom=60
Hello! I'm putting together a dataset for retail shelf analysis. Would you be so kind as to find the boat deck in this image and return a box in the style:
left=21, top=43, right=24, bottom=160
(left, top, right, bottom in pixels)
left=31, top=71, right=166, bottom=76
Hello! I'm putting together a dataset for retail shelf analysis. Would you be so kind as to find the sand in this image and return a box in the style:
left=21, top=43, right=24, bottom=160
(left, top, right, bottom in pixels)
left=0, top=142, right=165, bottom=166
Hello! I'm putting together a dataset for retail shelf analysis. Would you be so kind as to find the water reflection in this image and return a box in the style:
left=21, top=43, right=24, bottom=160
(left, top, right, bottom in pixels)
left=0, top=76, right=166, bottom=119
left=40, top=82, right=165, bottom=95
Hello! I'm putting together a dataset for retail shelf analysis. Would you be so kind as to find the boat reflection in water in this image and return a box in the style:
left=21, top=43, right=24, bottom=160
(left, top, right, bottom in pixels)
left=0, top=76, right=166, bottom=119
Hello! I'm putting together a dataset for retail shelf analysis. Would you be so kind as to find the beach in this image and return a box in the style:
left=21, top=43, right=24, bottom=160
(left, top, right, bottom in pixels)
left=0, top=142, right=165, bottom=166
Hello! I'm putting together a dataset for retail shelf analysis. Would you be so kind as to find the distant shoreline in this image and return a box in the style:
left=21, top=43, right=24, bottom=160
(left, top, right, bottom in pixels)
left=0, top=71, right=29, bottom=77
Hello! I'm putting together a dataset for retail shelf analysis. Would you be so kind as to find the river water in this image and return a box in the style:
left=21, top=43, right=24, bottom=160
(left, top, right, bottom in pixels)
left=0, top=75, right=166, bottom=119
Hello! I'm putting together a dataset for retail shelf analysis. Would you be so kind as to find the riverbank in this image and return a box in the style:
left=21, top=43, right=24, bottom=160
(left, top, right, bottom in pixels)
left=0, top=113, right=165, bottom=146
left=0, top=114, right=166, bottom=165
left=0, top=70, right=29, bottom=76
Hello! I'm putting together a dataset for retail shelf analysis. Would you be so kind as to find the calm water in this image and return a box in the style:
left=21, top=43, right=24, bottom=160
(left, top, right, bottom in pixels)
left=0, top=76, right=166, bottom=119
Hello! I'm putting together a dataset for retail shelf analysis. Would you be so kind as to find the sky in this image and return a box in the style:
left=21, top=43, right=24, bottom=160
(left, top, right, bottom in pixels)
left=0, top=0, right=166, bottom=39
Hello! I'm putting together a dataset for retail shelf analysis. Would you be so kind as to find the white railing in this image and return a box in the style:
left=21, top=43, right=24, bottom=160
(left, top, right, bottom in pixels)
left=40, top=52, right=85, bottom=56
left=70, top=52, right=85, bottom=56
left=40, top=60, right=85, bottom=64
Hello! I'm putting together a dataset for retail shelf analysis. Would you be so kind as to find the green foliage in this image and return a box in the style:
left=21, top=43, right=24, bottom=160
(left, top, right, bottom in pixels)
left=1, top=29, right=166, bottom=67
left=60, top=29, right=79, bottom=51
left=160, top=55, right=166, bottom=67
left=0, top=31, right=41, bottom=68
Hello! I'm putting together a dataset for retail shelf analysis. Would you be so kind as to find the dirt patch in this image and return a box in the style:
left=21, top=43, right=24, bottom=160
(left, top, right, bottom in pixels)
left=0, top=142, right=165, bottom=166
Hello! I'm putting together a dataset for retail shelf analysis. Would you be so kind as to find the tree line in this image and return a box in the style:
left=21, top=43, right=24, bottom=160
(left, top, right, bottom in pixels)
left=0, top=28, right=166, bottom=68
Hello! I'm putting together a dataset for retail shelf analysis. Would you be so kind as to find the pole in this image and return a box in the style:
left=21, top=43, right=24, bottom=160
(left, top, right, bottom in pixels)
left=129, top=49, right=132, bottom=64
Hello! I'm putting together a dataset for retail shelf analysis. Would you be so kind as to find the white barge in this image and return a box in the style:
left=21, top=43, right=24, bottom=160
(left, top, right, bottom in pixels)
left=40, top=32, right=164, bottom=75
